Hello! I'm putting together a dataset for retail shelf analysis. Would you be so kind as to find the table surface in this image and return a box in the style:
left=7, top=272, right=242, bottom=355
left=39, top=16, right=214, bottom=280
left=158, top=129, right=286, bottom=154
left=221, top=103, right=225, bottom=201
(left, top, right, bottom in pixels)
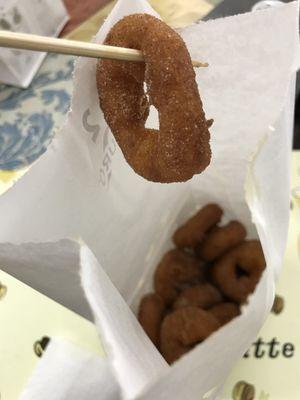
left=62, top=0, right=294, bottom=33
left=61, top=0, right=111, bottom=36
left=204, top=0, right=292, bottom=19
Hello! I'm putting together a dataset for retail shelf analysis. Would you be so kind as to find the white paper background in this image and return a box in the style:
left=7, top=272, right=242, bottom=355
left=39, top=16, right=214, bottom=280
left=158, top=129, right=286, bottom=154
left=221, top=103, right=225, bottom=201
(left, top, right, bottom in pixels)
left=0, top=0, right=299, bottom=399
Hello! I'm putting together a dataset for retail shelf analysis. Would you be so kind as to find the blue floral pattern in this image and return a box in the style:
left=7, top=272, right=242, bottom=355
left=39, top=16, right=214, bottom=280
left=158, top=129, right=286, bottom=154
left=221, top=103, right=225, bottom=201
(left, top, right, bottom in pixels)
left=0, top=113, right=54, bottom=169
left=0, top=53, right=74, bottom=170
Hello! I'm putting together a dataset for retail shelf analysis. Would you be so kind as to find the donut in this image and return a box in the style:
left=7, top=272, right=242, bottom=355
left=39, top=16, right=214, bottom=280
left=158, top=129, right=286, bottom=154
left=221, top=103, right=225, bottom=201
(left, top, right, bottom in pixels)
left=173, top=283, right=223, bottom=310
left=96, top=13, right=211, bottom=183
left=160, top=307, right=220, bottom=364
left=195, top=221, right=247, bottom=262
left=138, top=293, right=165, bottom=347
left=154, top=249, right=204, bottom=305
left=173, top=204, right=223, bottom=249
left=210, top=302, right=240, bottom=325
left=212, top=241, right=266, bottom=303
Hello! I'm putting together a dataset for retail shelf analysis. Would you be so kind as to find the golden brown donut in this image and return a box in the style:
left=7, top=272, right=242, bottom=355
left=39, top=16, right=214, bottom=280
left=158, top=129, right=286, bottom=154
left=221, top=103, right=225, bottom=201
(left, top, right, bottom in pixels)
left=160, top=307, right=220, bottom=364
left=96, top=13, right=211, bottom=183
left=173, top=204, right=223, bottom=249
left=173, top=283, right=223, bottom=310
left=210, top=302, right=240, bottom=325
left=195, top=221, right=247, bottom=262
left=138, top=293, right=165, bottom=347
left=212, top=241, right=266, bottom=303
left=154, top=249, right=204, bottom=305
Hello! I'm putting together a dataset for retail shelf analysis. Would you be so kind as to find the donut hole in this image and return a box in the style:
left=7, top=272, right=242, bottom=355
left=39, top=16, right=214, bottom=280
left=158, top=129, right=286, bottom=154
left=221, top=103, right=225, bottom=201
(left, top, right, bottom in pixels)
left=145, top=105, right=159, bottom=130
left=235, top=264, right=248, bottom=279
left=143, top=81, right=160, bottom=130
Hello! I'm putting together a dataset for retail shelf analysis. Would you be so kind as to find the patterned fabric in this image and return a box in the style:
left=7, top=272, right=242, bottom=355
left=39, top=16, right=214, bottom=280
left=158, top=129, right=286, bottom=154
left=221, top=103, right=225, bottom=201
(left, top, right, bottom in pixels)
left=0, top=53, right=74, bottom=169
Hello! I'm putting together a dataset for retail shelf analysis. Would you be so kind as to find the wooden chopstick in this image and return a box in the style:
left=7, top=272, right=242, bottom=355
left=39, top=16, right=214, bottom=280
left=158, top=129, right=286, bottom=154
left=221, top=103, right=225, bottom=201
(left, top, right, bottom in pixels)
left=0, top=31, right=208, bottom=68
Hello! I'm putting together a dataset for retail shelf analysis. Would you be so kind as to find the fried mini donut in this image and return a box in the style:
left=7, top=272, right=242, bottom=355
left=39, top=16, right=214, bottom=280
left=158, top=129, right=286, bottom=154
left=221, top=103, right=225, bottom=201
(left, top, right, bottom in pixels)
left=154, top=249, right=204, bottom=305
left=96, top=14, right=211, bottom=183
left=195, top=221, right=247, bottom=262
left=173, top=204, right=223, bottom=249
left=173, top=283, right=223, bottom=310
left=212, top=241, right=266, bottom=303
left=138, top=293, right=165, bottom=347
left=210, top=302, right=240, bottom=325
left=160, top=307, right=220, bottom=364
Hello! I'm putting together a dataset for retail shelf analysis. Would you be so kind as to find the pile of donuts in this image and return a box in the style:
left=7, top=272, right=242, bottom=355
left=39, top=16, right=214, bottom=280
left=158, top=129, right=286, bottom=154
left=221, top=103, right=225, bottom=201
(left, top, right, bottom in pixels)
left=138, top=204, right=266, bottom=364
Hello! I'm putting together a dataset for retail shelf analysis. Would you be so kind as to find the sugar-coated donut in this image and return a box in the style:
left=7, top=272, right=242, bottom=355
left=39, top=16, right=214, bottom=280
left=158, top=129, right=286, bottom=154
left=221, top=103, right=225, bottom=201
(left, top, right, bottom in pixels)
left=160, top=307, right=220, bottom=364
left=173, top=283, right=223, bottom=310
left=173, top=204, right=223, bottom=249
left=212, top=241, right=266, bottom=303
left=196, top=221, right=246, bottom=262
left=97, top=13, right=211, bottom=183
left=210, top=302, right=240, bottom=325
left=154, top=249, right=204, bottom=305
left=138, top=293, right=165, bottom=347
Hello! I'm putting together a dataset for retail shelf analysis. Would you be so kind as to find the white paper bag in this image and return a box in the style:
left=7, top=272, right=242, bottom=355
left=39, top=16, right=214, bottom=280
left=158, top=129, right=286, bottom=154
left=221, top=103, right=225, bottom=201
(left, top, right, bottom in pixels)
left=0, top=0, right=69, bottom=88
left=0, top=0, right=299, bottom=399
left=20, top=337, right=121, bottom=400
